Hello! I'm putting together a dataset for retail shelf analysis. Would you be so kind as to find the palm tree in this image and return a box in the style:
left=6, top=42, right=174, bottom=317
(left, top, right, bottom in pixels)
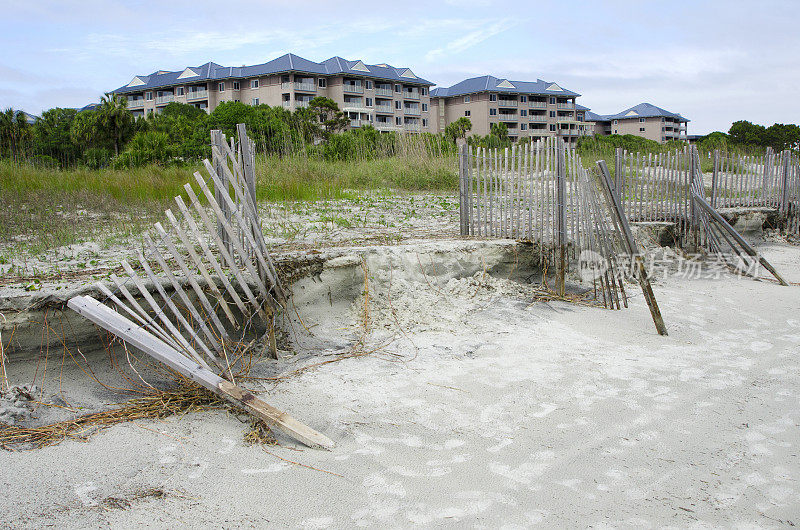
left=97, top=93, right=133, bottom=156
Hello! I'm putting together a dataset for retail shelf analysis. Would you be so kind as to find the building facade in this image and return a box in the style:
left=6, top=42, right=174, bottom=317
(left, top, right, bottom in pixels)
left=429, top=76, right=591, bottom=143
left=111, top=54, right=434, bottom=134
left=587, top=103, right=689, bottom=143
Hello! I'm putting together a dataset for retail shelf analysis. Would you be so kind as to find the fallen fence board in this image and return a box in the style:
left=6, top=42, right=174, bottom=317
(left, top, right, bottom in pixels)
left=67, top=295, right=336, bottom=450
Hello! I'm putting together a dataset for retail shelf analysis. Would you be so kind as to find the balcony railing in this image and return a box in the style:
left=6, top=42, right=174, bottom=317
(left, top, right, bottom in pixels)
left=528, top=101, right=547, bottom=109
left=404, top=123, right=421, bottom=132
left=349, top=119, right=371, bottom=128
left=375, top=122, right=398, bottom=130
left=296, top=100, right=311, bottom=108
left=404, top=107, right=420, bottom=116
left=497, top=99, right=518, bottom=107
left=498, top=115, right=518, bottom=122
left=529, top=115, right=547, bottom=122
left=343, top=84, right=364, bottom=94
left=127, top=99, right=145, bottom=109
left=375, top=87, right=393, bottom=97
left=343, top=100, right=366, bottom=110
left=374, top=104, right=393, bottom=114
left=155, top=95, right=174, bottom=105
left=187, top=90, right=208, bottom=101
left=280, top=82, right=315, bottom=92
left=403, top=91, right=420, bottom=100
left=557, top=102, right=575, bottom=109
left=282, top=101, right=291, bottom=109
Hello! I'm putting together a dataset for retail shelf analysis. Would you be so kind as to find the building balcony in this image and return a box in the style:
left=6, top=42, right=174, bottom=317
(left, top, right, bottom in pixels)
left=155, top=95, right=174, bottom=105
left=404, top=107, right=420, bottom=116
left=403, top=91, right=420, bottom=100
left=374, top=104, right=393, bottom=114
left=529, top=101, right=547, bottom=109
left=343, top=101, right=366, bottom=110
left=498, top=115, right=518, bottom=122
left=375, top=87, right=394, bottom=97
left=187, top=90, right=208, bottom=101
left=497, top=99, right=518, bottom=107
left=557, top=102, right=575, bottom=109
left=529, top=115, right=547, bottom=122
left=127, top=99, right=145, bottom=109
left=282, top=81, right=316, bottom=92
left=404, top=123, right=421, bottom=132
left=296, top=100, right=311, bottom=108
left=349, top=119, right=371, bottom=128
left=282, top=101, right=291, bottom=109
left=343, top=84, right=364, bottom=94
left=375, top=122, right=399, bottom=131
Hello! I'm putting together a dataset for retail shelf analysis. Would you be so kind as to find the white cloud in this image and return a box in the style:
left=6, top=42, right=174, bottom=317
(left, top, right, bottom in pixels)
left=425, top=19, right=516, bottom=62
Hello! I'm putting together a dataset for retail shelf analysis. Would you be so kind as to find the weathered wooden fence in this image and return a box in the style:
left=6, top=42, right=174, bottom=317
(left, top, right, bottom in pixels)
left=612, top=146, right=800, bottom=229
left=66, top=125, right=334, bottom=449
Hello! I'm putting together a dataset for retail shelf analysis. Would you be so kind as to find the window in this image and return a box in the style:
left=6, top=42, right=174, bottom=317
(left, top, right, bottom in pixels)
left=318, top=78, right=327, bottom=88
left=422, top=119, right=428, bottom=127
left=464, top=110, right=471, bottom=117
left=281, top=75, right=290, bottom=83
left=218, top=82, right=225, bottom=91
left=521, top=109, right=527, bottom=117
left=251, top=98, right=259, bottom=105
left=489, top=108, right=497, bottom=116
left=549, top=111, right=556, bottom=118
left=521, top=123, right=527, bottom=131
left=639, top=118, right=645, bottom=123
left=395, top=84, right=401, bottom=93
left=549, top=124, right=556, bottom=131
left=366, top=98, right=373, bottom=107
left=365, top=81, right=373, bottom=89
left=612, top=120, right=618, bottom=124
left=520, top=95, right=527, bottom=102
left=549, top=97, right=556, bottom=104
left=422, top=103, right=428, bottom=112
left=250, top=79, right=259, bottom=89
left=176, top=87, right=184, bottom=96
left=613, top=129, right=618, bottom=134
left=145, top=92, right=153, bottom=101
left=464, top=96, right=471, bottom=103
left=639, top=127, right=645, bottom=132
left=395, top=116, right=402, bottom=125
left=489, top=94, right=497, bottom=102
left=395, top=101, right=401, bottom=110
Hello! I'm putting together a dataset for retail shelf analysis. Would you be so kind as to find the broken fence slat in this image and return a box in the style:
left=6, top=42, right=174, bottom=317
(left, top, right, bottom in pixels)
left=67, top=295, right=335, bottom=451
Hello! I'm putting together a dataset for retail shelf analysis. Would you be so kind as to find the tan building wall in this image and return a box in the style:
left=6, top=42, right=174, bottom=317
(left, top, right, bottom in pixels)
left=122, top=73, right=432, bottom=134
left=599, top=116, right=687, bottom=143
left=432, top=92, right=591, bottom=143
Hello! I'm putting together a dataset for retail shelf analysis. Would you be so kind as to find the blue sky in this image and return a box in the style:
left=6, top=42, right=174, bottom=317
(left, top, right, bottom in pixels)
left=2, top=0, right=798, bottom=134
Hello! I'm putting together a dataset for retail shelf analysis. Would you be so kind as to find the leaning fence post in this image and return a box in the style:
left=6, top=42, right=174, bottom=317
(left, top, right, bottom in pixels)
left=711, top=149, right=720, bottom=208
left=211, top=130, right=232, bottom=254
left=597, top=160, right=668, bottom=335
left=614, top=147, right=623, bottom=200
left=780, top=150, right=791, bottom=215
left=556, top=139, right=567, bottom=296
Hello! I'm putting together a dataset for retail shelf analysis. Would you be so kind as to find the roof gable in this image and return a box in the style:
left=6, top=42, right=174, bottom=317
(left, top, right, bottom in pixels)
left=127, top=76, right=148, bottom=87
left=177, top=67, right=199, bottom=79
left=546, top=83, right=563, bottom=91
left=351, top=60, right=370, bottom=72
left=399, top=68, right=417, bottom=78
left=496, top=79, right=515, bottom=88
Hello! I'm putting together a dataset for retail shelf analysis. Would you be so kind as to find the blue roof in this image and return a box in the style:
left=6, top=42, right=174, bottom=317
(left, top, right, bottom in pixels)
left=430, top=75, right=580, bottom=98
left=112, top=54, right=434, bottom=94
left=586, top=102, right=689, bottom=123
left=13, top=110, right=38, bottom=123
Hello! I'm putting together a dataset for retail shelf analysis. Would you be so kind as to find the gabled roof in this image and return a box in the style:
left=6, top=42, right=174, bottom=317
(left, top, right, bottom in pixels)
left=112, top=54, right=434, bottom=94
left=587, top=102, right=689, bottom=123
left=430, top=75, right=580, bottom=98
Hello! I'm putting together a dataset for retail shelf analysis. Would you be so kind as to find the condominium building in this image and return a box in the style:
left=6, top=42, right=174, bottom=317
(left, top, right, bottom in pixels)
left=586, top=103, right=689, bottom=143
left=429, top=76, right=591, bottom=143
left=111, top=54, right=434, bottom=134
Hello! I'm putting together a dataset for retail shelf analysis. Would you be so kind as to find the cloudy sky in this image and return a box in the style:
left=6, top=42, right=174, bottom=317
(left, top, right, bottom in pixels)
left=2, top=0, right=798, bottom=134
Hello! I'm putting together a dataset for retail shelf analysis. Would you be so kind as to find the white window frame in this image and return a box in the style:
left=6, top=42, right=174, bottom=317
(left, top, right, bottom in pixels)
left=251, top=98, right=259, bottom=105
left=233, top=81, right=240, bottom=90
left=422, top=103, right=428, bottom=112
left=489, top=94, right=497, bottom=102
left=145, top=92, right=153, bottom=101
left=250, top=79, right=259, bottom=89
left=218, top=82, right=225, bottom=91
left=489, top=108, right=497, bottom=116
left=464, top=96, right=471, bottom=103
left=465, top=110, right=471, bottom=117
left=318, top=78, right=327, bottom=88
left=176, top=87, right=185, bottom=96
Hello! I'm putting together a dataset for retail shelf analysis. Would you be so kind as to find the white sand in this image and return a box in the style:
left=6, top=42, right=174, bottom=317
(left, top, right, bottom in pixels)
left=1, top=237, right=799, bottom=527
